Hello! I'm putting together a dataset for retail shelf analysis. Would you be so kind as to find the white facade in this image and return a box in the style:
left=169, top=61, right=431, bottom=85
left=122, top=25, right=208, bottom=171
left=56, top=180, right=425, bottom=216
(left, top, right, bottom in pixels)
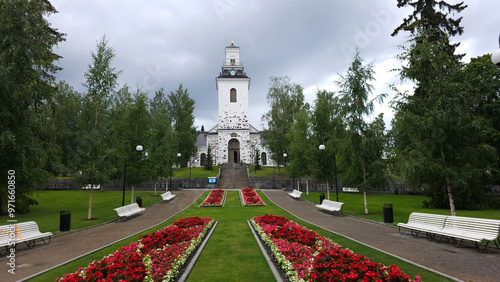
left=194, top=43, right=271, bottom=167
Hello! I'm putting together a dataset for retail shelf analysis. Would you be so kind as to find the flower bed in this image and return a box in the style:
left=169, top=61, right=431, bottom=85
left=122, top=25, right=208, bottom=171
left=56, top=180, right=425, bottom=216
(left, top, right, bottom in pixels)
left=240, top=188, right=266, bottom=206
left=199, top=189, right=226, bottom=207
left=251, top=214, right=421, bottom=282
left=57, top=217, right=214, bottom=282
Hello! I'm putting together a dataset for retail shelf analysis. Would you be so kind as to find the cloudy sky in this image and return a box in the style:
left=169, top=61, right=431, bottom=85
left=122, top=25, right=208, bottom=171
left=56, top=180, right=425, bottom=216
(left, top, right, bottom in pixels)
left=48, top=0, right=500, bottom=130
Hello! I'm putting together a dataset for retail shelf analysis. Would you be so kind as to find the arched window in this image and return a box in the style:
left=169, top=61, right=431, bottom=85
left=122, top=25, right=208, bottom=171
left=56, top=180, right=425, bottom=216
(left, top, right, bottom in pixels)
left=230, top=88, right=237, bottom=102
left=261, top=152, right=267, bottom=165
left=200, top=153, right=207, bottom=167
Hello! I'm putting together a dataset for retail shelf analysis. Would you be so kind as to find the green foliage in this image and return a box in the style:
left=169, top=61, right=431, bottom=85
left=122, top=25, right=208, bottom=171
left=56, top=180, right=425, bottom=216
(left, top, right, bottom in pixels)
left=392, top=0, right=467, bottom=60
left=0, top=0, right=65, bottom=213
left=167, top=84, right=197, bottom=167
left=150, top=88, right=175, bottom=179
left=392, top=28, right=498, bottom=211
left=336, top=50, right=387, bottom=191
left=311, top=90, right=345, bottom=183
left=262, top=76, right=305, bottom=172
left=204, top=146, right=214, bottom=171
left=254, top=149, right=261, bottom=171
left=77, top=35, right=120, bottom=187
left=286, top=104, right=312, bottom=179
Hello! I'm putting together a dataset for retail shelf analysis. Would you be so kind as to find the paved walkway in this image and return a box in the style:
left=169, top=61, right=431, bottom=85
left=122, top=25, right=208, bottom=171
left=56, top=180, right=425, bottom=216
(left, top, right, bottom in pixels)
left=2, top=189, right=499, bottom=282
left=0, top=190, right=204, bottom=282
left=263, top=190, right=500, bottom=282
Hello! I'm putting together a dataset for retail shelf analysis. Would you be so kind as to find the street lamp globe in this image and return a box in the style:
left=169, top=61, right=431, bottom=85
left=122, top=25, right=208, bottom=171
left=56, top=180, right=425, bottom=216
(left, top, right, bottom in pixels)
left=492, top=34, right=500, bottom=66
left=136, top=145, right=143, bottom=152
left=319, top=144, right=325, bottom=151
left=177, top=152, right=181, bottom=157
left=283, top=153, right=287, bottom=158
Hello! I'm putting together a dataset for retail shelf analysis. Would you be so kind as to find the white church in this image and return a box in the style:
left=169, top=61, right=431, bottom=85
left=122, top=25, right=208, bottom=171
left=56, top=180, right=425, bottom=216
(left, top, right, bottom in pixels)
left=194, top=42, right=271, bottom=167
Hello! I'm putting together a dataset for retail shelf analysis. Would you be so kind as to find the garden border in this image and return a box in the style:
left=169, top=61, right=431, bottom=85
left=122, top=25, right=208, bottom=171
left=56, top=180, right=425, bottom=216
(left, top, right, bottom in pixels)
left=178, top=221, right=219, bottom=282
left=198, top=189, right=227, bottom=207
left=247, top=220, right=285, bottom=282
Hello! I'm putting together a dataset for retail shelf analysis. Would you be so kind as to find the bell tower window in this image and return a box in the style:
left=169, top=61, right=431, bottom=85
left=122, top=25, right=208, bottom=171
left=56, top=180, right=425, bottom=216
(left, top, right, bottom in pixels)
left=230, top=59, right=235, bottom=65
left=230, top=88, right=237, bottom=102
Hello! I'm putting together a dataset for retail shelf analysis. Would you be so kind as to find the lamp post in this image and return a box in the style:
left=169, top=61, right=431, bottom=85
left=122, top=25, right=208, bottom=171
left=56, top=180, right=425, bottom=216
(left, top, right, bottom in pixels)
left=283, top=153, right=287, bottom=168
left=122, top=144, right=143, bottom=206
left=319, top=144, right=339, bottom=202
left=169, top=152, right=181, bottom=192
left=491, top=34, right=500, bottom=66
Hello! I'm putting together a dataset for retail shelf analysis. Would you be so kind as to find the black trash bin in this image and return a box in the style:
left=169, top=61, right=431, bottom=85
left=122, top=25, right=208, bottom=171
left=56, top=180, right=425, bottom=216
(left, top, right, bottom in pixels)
left=60, top=210, right=71, bottom=232
left=319, top=193, right=325, bottom=204
left=383, top=203, right=393, bottom=223
left=136, top=196, right=142, bottom=208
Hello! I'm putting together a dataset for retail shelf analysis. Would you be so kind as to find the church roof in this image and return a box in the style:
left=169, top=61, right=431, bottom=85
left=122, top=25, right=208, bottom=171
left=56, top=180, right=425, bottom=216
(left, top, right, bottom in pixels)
left=195, top=132, right=207, bottom=146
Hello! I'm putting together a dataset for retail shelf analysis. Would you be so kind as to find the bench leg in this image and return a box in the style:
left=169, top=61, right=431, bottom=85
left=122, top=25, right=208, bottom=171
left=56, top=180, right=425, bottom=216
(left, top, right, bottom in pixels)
left=478, top=241, right=490, bottom=253
left=411, top=229, right=420, bottom=238
left=40, top=236, right=51, bottom=245
left=425, top=232, right=435, bottom=242
left=398, top=227, right=407, bottom=235
left=24, top=240, right=36, bottom=249
left=0, top=246, right=7, bottom=256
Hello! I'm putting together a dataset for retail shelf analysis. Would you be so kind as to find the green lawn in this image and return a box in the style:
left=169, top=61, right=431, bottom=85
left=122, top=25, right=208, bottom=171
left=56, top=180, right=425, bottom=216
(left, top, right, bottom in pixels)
left=13, top=190, right=163, bottom=234
left=173, top=167, right=219, bottom=178
left=247, top=166, right=288, bottom=177
left=301, top=191, right=500, bottom=224
left=30, top=190, right=454, bottom=282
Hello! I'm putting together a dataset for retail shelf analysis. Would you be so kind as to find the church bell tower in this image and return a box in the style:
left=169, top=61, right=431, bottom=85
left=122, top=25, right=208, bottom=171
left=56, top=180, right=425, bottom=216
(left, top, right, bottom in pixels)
left=216, top=42, right=250, bottom=130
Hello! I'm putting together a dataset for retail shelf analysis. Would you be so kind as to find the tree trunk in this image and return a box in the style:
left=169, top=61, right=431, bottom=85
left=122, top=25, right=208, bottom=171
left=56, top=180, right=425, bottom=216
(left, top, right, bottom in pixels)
left=297, top=178, right=300, bottom=191
left=326, top=180, right=330, bottom=200
left=364, top=191, right=369, bottom=214
left=165, top=178, right=168, bottom=191
left=446, top=177, right=456, bottom=216
left=88, top=184, right=93, bottom=219
left=154, top=181, right=157, bottom=196
left=131, top=185, right=134, bottom=204
left=440, top=146, right=456, bottom=216
left=306, top=177, right=309, bottom=195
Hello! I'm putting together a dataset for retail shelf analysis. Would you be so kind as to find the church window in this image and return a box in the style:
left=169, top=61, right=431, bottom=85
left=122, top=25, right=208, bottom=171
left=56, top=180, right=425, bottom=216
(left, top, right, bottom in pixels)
left=261, top=152, right=267, bottom=165
left=230, top=88, right=237, bottom=102
left=200, top=153, right=206, bottom=167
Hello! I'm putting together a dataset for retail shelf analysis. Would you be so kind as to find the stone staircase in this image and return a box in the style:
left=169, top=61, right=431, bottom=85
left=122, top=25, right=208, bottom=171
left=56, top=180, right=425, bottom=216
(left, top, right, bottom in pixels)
left=218, top=163, right=250, bottom=189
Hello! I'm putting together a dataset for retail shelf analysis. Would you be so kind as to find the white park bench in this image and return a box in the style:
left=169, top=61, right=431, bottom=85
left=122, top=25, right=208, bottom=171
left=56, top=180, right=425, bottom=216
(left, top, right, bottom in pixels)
left=161, top=191, right=176, bottom=201
left=82, top=184, right=100, bottom=190
left=288, top=189, right=302, bottom=199
left=398, top=212, right=500, bottom=252
left=316, top=199, right=344, bottom=213
left=342, top=187, right=359, bottom=193
left=114, top=203, right=145, bottom=218
left=0, top=221, right=52, bottom=253
left=433, top=216, right=500, bottom=252
left=397, top=212, right=448, bottom=238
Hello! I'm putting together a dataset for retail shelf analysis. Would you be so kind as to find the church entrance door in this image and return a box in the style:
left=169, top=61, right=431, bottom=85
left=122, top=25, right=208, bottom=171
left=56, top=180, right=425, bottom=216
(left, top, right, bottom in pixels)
left=228, top=139, right=240, bottom=164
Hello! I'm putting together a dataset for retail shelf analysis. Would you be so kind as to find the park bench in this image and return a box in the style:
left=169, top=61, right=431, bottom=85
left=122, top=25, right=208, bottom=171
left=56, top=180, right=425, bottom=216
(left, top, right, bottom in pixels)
left=432, top=216, right=500, bottom=252
left=342, top=187, right=359, bottom=193
left=397, top=212, right=448, bottom=239
left=316, top=199, right=343, bottom=214
left=288, top=189, right=302, bottom=199
left=114, top=203, right=145, bottom=218
left=398, top=212, right=500, bottom=252
left=161, top=191, right=176, bottom=201
left=0, top=221, right=52, bottom=254
left=82, top=184, right=100, bottom=190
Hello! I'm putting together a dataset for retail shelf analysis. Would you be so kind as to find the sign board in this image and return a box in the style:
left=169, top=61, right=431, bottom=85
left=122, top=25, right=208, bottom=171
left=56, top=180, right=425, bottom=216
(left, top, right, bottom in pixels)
left=208, top=177, right=217, bottom=184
